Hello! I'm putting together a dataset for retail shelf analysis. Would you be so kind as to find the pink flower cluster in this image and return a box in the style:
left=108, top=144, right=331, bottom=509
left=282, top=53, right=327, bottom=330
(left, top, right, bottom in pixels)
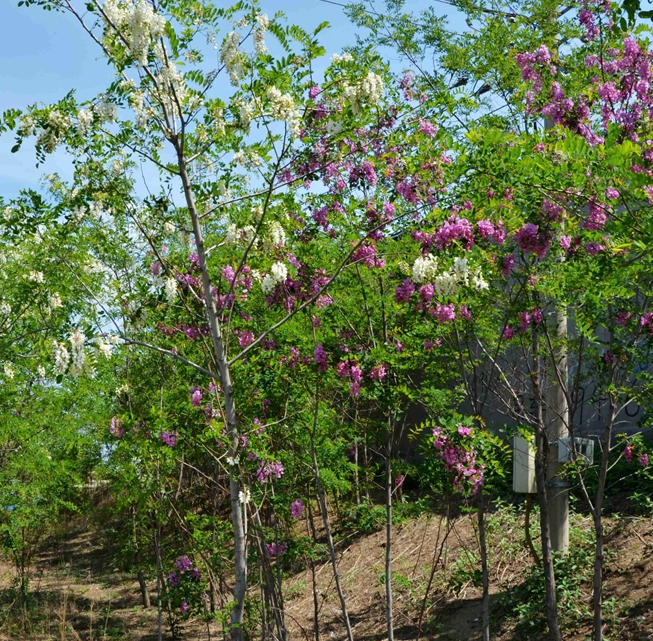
left=395, top=278, right=416, bottom=303
left=516, top=44, right=554, bottom=93
left=314, top=344, right=328, bottom=372
left=432, top=425, right=484, bottom=494
left=476, top=219, right=506, bottom=244
left=352, top=243, right=385, bottom=269
left=168, top=556, right=200, bottom=590
left=110, top=417, right=124, bottom=438
left=191, top=387, right=203, bottom=407
left=160, top=431, right=177, bottom=447
left=515, top=223, right=551, bottom=259
left=624, top=443, right=649, bottom=467
left=265, top=542, right=288, bottom=556
left=337, top=360, right=364, bottom=397
left=290, top=500, right=304, bottom=519
left=434, top=215, right=475, bottom=250
left=256, top=461, right=285, bottom=483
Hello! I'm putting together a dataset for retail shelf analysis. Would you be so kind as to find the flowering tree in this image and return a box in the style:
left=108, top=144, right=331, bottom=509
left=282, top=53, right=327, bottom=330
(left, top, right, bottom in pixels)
left=7, top=0, right=462, bottom=637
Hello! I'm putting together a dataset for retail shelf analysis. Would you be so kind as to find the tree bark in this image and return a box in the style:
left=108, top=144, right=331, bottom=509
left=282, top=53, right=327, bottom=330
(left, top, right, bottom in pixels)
left=137, top=570, right=151, bottom=609
left=176, top=145, right=247, bottom=641
left=592, top=406, right=614, bottom=641
left=477, top=495, right=490, bottom=641
left=385, top=424, right=395, bottom=641
left=310, top=431, right=354, bottom=641
left=532, top=331, right=563, bottom=641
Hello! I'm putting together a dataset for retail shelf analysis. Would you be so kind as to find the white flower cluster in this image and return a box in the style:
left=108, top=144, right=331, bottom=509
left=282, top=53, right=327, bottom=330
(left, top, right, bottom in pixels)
left=53, top=342, right=70, bottom=375
left=77, top=108, right=94, bottom=135
left=103, top=0, right=166, bottom=66
left=95, top=96, right=117, bottom=123
left=152, top=58, right=188, bottom=121
left=261, top=262, right=288, bottom=293
left=225, top=224, right=258, bottom=247
left=254, top=13, right=269, bottom=55
left=72, top=205, right=87, bottom=223
left=28, top=270, right=45, bottom=284
left=412, top=255, right=488, bottom=297
left=324, top=120, right=343, bottom=136
left=46, top=292, right=63, bottom=315
left=412, top=254, right=438, bottom=283
left=93, top=335, right=119, bottom=359
left=89, top=202, right=103, bottom=220
left=236, top=98, right=255, bottom=130
left=239, top=487, right=251, bottom=504
left=165, top=276, right=178, bottom=301
left=233, top=149, right=262, bottom=169
left=111, top=158, right=124, bottom=176
left=36, top=111, right=70, bottom=153
left=4, top=363, right=14, bottom=379
left=343, top=71, right=384, bottom=115
left=267, top=86, right=301, bottom=137
left=0, top=302, right=11, bottom=316
left=221, top=31, right=245, bottom=86
left=129, top=90, right=148, bottom=128
left=331, top=52, right=354, bottom=63
left=69, top=329, right=87, bottom=378
left=267, top=221, right=286, bottom=248
left=18, top=114, right=36, bottom=137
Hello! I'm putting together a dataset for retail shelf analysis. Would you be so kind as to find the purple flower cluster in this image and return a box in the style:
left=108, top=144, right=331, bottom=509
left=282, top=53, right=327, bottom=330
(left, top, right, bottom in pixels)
left=336, top=360, right=364, bottom=397
left=110, top=417, right=124, bottom=438
left=168, top=556, right=200, bottom=590
left=352, top=244, right=384, bottom=269
left=314, top=344, right=328, bottom=372
left=369, top=363, right=387, bottom=382
left=395, top=278, right=415, bottom=303
left=256, top=461, right=285, bottom=483
left=624, top=443, right=649, bottom=467
left=434, top=215, right=475, bottom=250
left=432, top=426, right=484, bottom=494
left=433, top=302, right=456, bottom=323
left=476, top=219, right=506, bottom=244
left=515, top=223, right=551, bottom=259
left=160, top=431, right=177, bottom=447
left=290, top=500, right=304, bottom=519
left=265, top=542, right=288, bottom=556
left=191, top=387, right=203, bottom=407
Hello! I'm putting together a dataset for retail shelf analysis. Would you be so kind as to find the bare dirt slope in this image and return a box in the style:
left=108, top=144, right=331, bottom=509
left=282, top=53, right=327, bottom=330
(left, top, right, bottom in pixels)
left=1, top=511, right=653, bottom=640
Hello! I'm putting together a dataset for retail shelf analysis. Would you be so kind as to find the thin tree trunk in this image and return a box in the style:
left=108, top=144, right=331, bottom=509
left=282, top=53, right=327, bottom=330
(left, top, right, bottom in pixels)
left=309, top=394, right=354, bottom=641
left=525, top=494, right=541, bottom=566
left=385, top=422, right=395, bottom=641
left=137, top=570, right=151, bottom=609
left=354, top=440, right=361, bottom=505
left=176, top=145, right=247, bottom=641
left=154, top=525, right=163, bottom=641
left=311, top=444, right=354, bottom=641
left=593, top=405, right=614, bottom=641
left=415, top=506, right=452, bottom=641
left=363, top=435, right=371, bottom=503
left=477, top=495, right=490, bottom=641
left=133, top=508, right=151, bottom=609
left=306, top=500, right=321, bottom=641
left=252, top=510, right=288, bottom=641
left=532, top=330, right=563, bottom=641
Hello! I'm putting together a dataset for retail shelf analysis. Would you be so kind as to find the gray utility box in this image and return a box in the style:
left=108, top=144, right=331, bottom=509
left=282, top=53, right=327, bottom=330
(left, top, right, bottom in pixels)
left=513, top=435, right=595, bottom=494
left=558, top=437, right=594, bottom=465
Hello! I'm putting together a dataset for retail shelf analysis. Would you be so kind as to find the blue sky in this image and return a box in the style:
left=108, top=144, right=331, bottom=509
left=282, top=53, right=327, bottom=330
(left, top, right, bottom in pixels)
left=0, top=0, right=461, bottom=198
